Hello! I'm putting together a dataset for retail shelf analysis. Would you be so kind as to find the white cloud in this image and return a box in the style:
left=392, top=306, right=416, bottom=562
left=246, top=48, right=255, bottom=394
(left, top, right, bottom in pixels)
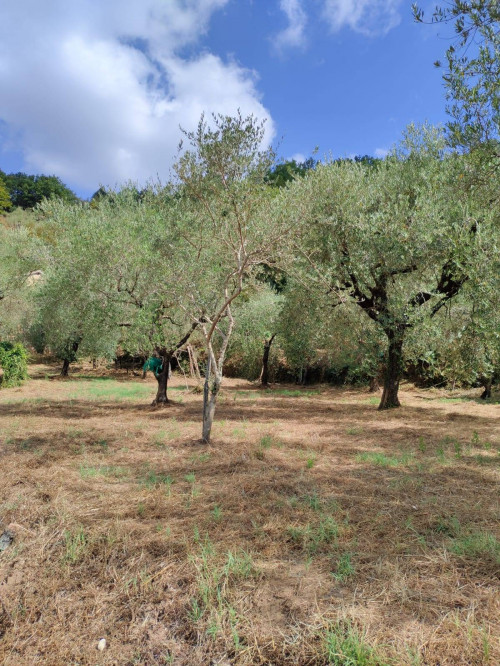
left=374, top=147, right=389, bottom=158
left=0, top=1, right=274, bottom=193
left=322, top=0, right=402, bottom=36
left=290, top=152, right=307, bottom=163
left=275, top=0, right=308, bottom=51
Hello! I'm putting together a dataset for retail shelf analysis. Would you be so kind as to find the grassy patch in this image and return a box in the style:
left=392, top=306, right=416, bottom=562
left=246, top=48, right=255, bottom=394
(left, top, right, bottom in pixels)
left=431, top=515, right=500, bottom=563
left=287, top=516, right=339, bottom=554
left=356, top=451, right=414, bottom=468
left=450, top=530, right=500, bottom=563
left=63, top=526, right=87, bottom=564
left=322, top=621, right=389, bottom=665
left=138, top=467, right=175, bottom=491
left=76, top=379, right=153, bottom=401
left=270, top=388, right=321, bottom=398
left=79, top=463, right=128, bottom=479
left=188, top=538, right=257, bottom=647
left=332, top=552, right=356, bottom=581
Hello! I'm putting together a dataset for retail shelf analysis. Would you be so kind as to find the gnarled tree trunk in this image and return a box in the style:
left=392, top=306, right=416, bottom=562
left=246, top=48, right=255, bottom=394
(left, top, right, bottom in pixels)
left=152, top=355, right=171, bottom=405
left=379, top=333, right=404, bottom=410
left=60, top=340, right=80, bottom=377
left=480, top=375, right=493, bottom=400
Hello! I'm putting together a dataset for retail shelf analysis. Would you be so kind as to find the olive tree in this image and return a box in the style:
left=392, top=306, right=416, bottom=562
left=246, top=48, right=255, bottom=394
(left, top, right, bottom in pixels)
left=173, top=112, right=290, bottom=441
left=414, top=0, right=499, bottom=149
left=283, top=125, right=497, bottom=409
left=39, top=190, right=197, bottom=399
left=226, top=286, right=283, bottom=384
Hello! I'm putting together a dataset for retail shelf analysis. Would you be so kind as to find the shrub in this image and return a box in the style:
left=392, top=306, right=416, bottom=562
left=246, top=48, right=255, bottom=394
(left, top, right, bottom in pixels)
left=0, top=341, right=29, bottom=387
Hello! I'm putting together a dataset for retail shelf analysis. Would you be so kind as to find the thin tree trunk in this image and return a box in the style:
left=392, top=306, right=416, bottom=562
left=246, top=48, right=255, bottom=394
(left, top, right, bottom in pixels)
left=202, top=354, right=213, bottom=442
left=260, top=333, right=276, bottom=387
left=202, top=371, right=221, bottom=443
left=379, top=333, right=404, bottom=410
left=201, top=306, right=235, bottom=443
left=187, top=344, right=202, bottom=382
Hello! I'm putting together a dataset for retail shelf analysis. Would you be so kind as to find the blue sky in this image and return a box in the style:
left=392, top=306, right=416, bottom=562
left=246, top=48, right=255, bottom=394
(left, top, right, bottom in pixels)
left=0, top=1, right=448, bottom=199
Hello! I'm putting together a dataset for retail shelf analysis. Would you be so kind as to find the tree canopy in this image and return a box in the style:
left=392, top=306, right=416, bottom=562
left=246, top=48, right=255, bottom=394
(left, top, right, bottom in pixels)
left=0, top=171, right=78, bottom=209
left=413, top=0, right=500, bottom=149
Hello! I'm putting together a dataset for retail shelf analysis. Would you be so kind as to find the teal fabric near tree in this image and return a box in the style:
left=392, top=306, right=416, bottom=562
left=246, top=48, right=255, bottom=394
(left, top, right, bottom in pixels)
left=143, top=357, right=163, bottom=377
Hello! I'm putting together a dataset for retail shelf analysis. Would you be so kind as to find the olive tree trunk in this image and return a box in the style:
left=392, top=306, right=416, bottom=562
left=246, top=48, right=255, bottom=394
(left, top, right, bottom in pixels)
left=480, top=375, right=493, bottom=400
left=260, top=333, right=276, bottom=387
left=202, top=354, right=222, bottom=442
left=378, top=333, right=404, bottom=410
left=152, top=356, right=172, bottom=405
left=60, top=341, right=80, bottom=377
left=201, top=306, right=235, bottom=444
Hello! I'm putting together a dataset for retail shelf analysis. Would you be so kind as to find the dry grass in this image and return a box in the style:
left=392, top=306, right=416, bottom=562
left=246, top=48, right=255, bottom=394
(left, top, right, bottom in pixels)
left=0, top=362, right=499, bottom=665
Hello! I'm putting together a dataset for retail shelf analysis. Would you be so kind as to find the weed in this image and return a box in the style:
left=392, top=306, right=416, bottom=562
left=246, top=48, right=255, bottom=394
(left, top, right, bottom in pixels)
left=139, top=468, right=174, bottom=490
left=432, top=516, right=500, bottom=563
left=306, top=456, right=316, bottom=469
left=137, top=502, right=145, bottom=517
left=206, top=622, right=218, bottom=639
left=332, top=553, right=355, bottom=581
left=417, top=436, right=426, bottom=453
left=346, top=427, right=363, bottom=435
left=432, top=515, right=461, bottom=537
left=184, top=472, right=201, bottom=500
left=259, top=434, right=274, bottom=449
left=63, top=526, right=87, bottom=564
left=322, top=621, right=388, bottom=665
left=211, top=505, right=222, bottom=521
left=188, top=598, right=203, bottom=622
left=449, top=530, right=500, bottom=563
left=152, top=430, right=167, bottom=448
left=303, top=492, right=321, bottom=511
left=224, top=549, right=255, bottom=579
left=188, top=538, right=256, bottom=639
left=190, top=451, right=211, bottom=463
left=288, top=516, right=339, bottom=554
left=91, top=438, right=108, bottom=452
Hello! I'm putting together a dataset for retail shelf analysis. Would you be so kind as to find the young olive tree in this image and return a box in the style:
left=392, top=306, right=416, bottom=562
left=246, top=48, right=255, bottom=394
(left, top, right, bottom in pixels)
left=284, top=125, right=497, bottom=409
left=226, top=286, right=283, bottom=384
left=173, top=112, right=289, bottom=442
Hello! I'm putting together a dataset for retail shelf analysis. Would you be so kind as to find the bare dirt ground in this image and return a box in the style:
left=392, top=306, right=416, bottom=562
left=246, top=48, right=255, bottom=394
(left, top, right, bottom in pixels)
left=0, top=362, right=499, bottom=665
